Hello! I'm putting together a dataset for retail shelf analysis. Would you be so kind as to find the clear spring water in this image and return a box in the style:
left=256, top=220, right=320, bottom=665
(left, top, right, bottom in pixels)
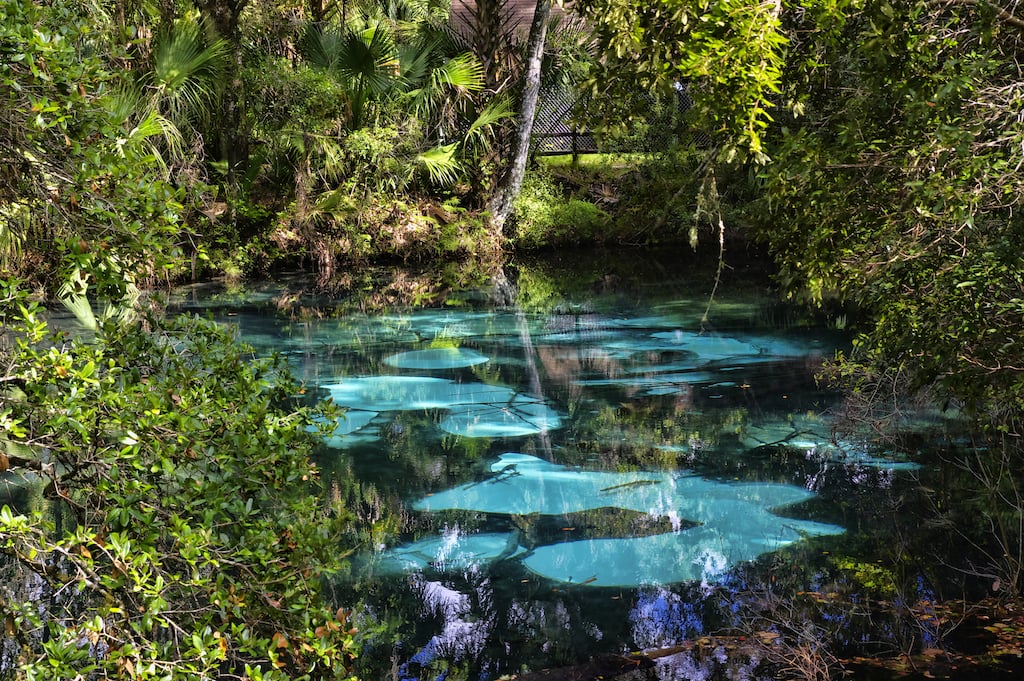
left=167, top=250, right=988, bottom=680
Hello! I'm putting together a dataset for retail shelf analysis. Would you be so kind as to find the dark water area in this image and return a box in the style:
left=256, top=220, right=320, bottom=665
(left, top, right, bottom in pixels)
left=163, top=248, right=1020, bottom=681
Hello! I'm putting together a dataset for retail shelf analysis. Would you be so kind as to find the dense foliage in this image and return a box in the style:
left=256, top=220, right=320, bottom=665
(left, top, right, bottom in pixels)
left=574, top=0, right=796, bottom=163
left=0, top=292, right=358, bottom=680
left=561, top=0, right=1024, bottom=436
left=753, top=0, right=1024, bottom=433
left=1, top=0, right=726, bottom=280
left=0, top=0, right=189, bottom=295
left=4, top=0, right=1024, bottom=673
left=1, top=4, right=363, bottom=678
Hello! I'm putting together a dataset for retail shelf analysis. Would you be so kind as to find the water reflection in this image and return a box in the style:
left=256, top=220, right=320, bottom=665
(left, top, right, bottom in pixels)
left=409, top=574, right=493, bottom=661
left=400, top=453, right=843, bottom=587
left=166, top=253, right=962, bottom=680
left=631, top=587, right=705, bottom=648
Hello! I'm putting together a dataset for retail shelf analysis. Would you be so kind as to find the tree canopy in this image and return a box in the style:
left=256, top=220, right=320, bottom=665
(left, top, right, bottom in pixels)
left=752, top=0, right=1024, bottom=431
left=565, top=0, right=1024, bottom=434
left=574, top=0, right=795, bottom=162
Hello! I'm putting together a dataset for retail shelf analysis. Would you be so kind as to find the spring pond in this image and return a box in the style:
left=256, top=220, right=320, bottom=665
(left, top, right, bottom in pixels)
left=169, top=249, right=1005, bottom=680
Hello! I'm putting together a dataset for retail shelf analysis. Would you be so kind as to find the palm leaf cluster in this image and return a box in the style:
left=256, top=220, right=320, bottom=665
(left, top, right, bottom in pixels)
left=294, top=1, right=514, bottom=191
left=148, top=17, right=227, bottom=129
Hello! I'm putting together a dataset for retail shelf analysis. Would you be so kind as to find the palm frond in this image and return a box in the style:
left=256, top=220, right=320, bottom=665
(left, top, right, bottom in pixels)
left=342, top=24, right=399, bottom=97
left=275, top=127, right=307, bottom=156
left=311, top=186, right=361, bottom=221
left=299, top=24, right=346, bottom=71
left=430, top=53, right=484, bottom=93
left=107, top=86, right=146, bottom=125
left=124, top=109, right=184, bottom=170
left=417, top=142, right=460, bottom=186
left=0, top=205, right=27, bottom=273
left=406, top=51, right=484, bottom=119
left=398, top=40, right=434, bottom=86
left=464, top=96, right=515, bottom=145
left=59, top=274, right=98, bottom=332
left=59, top=273, right=138, bottom=333
left=300, top=20, right=400, bottom=128
left=272, top=126, right=349, bottom=186
left=316, top=136, right=349, bottom=183
left=150, top=18, right=227, bottom=125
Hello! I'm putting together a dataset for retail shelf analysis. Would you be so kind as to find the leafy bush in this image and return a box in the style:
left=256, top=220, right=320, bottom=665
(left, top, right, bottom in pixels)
left=510, top=168, right=611, bottom=250
left=0, top=297, right=358, bottom=680
left=0, top=0, right=188, bottom=296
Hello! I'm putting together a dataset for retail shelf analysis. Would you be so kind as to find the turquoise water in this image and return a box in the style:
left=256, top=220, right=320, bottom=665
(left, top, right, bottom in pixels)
left=169, top=250, right=978, bottom=680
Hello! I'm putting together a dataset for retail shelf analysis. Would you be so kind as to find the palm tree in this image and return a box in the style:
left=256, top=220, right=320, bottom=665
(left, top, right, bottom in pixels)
left=301, top=20, right=399, bottom=129
left=298, top=3, right=506, bottom=190
left=147, top=16, right=228, bottom=132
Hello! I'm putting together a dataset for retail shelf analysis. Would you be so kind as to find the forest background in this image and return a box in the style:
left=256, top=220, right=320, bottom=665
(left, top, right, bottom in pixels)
left=2, top=0, right=1024, bottom=679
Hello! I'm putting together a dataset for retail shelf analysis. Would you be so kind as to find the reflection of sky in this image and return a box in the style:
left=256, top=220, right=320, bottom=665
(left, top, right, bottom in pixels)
left=507, top=599, right=572, bottom=633
left=652, top=648, right=763, bottom=681
left=372, top=526, right=524, bottom=573
left=404, top=453, right=844, bottom=587
left=631, top=587, right=705, bottom=649
left=398, top=574, right=495, bottom=679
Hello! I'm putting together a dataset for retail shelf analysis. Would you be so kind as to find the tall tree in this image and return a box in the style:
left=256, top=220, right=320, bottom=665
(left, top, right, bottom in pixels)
left=486, top=0, right=552, bottom=230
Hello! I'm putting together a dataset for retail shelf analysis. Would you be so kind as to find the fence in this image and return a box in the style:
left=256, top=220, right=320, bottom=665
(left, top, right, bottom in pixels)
left=530, top=84, right=700, bottom=160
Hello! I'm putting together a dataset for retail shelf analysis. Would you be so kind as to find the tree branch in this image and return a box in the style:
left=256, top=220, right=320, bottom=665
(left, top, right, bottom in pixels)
left=930, top=0, right=1024, bottom=30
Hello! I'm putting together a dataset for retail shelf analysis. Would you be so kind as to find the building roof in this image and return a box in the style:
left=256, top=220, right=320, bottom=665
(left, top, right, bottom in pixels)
left=449, top=0, right=573, bottom=41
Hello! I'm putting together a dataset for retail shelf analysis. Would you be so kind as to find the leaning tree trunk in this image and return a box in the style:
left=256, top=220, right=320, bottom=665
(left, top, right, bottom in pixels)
left=486, top=0, right=552, bottom=232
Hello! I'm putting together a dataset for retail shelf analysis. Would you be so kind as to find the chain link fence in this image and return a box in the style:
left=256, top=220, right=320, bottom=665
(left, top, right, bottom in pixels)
left=532, top=84, right=708, bottom=157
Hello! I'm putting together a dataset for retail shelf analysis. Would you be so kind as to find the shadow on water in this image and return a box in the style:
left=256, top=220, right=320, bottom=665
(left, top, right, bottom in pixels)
left=54, top=247, right=1020, bottom=680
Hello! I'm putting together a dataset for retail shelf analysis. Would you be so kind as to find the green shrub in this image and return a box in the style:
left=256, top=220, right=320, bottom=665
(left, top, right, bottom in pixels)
left=511, top=168, right=611, bottom=250
left=0, top=297, right=359, bottom=680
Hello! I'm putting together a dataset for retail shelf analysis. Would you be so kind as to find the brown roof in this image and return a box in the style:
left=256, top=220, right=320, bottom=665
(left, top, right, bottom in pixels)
left=449, top=0, right=573, bottom=41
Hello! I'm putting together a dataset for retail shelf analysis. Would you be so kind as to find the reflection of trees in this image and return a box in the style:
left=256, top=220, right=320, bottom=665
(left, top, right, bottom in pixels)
left=725, top=587, right=842, bottom=681
left=512, top=507, right=695, bottom=549
left=493, top=266, right=556, bottom=459
left=559, top=399, right=747, bottom=472
left=923, top=444, right=1024, bottom=599
left=183, top=257, right=994, bottom=679
left=325, top=471, right=410, bottom=552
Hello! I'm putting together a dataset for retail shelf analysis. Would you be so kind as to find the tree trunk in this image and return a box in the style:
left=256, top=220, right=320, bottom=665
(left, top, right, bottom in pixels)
left=157, top=0, right=177, bottom=32
left=194, top=0, right=249, bottom=208
left=486, top=0, right=551, bottom=232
